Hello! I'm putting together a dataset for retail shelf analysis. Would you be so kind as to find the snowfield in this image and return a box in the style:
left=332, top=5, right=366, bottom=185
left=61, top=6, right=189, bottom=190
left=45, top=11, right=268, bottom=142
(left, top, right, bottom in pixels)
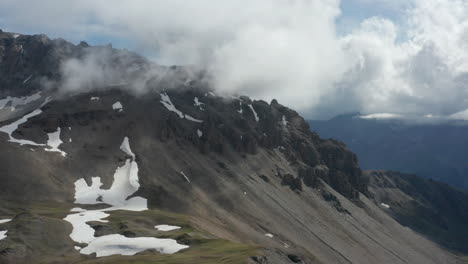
left=65, top=137, right=188, bottom=257
left=380, top=203, right=390, bottom=209
left=161, top=93, right=203, bottom=123
left=112, top=102, right=123, bottom=112
left=155, top=225, right=182, bottom=232
left=194, top=97, right=205, bottom=110
left=81, top=234, right=188, bottom=257
left=0, top=111, right=68, bottom=155
left=0, top=109, right=45, bottom=146
left=45, top=127, right=66, bottom=157
left=0, top=231, right=7, bottom=241
left=0, top=219, right=11, bottom=241
left=249, top=104, right=259, bottom=122
left=180, top=171, right=191, bottom=183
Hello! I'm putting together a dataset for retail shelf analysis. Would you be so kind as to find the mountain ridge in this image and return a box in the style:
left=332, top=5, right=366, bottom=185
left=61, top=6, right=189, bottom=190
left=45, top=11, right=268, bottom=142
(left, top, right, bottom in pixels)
left=0, top=30, right=465, bottom=264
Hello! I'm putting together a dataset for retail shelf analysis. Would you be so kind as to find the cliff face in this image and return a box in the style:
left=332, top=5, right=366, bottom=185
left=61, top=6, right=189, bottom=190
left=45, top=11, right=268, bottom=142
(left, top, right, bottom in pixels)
left=0, top=30, right=464, bottom=264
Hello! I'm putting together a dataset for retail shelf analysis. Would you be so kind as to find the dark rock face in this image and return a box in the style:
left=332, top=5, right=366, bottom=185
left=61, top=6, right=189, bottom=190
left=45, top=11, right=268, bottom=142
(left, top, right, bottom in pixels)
left=367, top=170, right=468, bottom=254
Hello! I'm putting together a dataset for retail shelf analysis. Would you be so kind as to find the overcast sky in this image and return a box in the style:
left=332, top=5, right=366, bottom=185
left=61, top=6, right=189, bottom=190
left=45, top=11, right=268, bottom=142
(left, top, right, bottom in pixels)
left=1, top=0, right=468, bottom=120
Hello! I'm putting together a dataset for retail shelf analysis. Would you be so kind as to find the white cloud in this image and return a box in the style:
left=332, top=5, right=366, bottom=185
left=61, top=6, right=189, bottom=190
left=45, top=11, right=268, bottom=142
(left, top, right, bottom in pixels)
left=1, top=0, right=468, bottom=119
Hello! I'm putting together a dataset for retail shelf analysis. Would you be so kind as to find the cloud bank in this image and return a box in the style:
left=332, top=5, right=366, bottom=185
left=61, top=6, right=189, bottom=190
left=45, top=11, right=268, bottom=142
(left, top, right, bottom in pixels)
left=1, top=0, right=468, bottom=119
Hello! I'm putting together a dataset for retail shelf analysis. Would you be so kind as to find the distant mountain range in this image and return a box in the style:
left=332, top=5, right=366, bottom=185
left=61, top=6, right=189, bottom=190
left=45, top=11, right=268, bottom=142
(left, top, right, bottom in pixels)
left=310, top=114, right=468, bottom=190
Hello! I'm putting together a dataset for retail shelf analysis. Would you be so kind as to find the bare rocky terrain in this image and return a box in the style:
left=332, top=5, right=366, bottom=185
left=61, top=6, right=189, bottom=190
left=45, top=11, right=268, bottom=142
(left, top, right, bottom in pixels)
left=0, top=30, right=466, bottom=264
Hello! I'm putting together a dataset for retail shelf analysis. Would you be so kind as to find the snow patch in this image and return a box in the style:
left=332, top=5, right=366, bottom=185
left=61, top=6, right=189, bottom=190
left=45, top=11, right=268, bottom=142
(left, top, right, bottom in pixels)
left=0, top=231, right=7, bottom=241
left=120, top=137, right=135, bottom=158
left=0, top=219, right=9, bottom=241
left=194, top=97, right=205, bottom=110
left=82, top=234, right=188, bottom=257
left=160, top=93, right=184, bottom=118
left=248, top=104, right=259, bottom=122
left=64, top=210, right=110, bottom=244
left=0, top=109, right=45, bottom=146
left=185, top=115, right=203, bottom=123
left=380, top=203, right=390, bottom=209
left=90, top=97, right=100, bottom=101
left=180, top=171, right=191, bottom=183
left=112, top=102, right=123, bottom=112
left=155, top=225, right=181, bottom=232
left=45, top=127, right=66, bottom=157
left=161, top=93, right=203, bottom=122
left=65, top=137, right=188, bottom=257
left=23, top=75, right=33, bottom=84
left=265, top=233, right=274, bottom=238
left=197, top=129, right=203, bottom=138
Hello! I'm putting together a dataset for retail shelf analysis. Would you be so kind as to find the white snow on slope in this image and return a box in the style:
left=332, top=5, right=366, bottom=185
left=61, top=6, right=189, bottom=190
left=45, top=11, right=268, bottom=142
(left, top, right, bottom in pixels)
left=0, top=109, right=45, bottom=146
left=82, top=234, right=188, bottom=257
left=249, top=104, right=259, bottom=122
left=160, top=93, right=203, bottom=123
left=197, top=129, right=203, bottom=138
left=185, top=115, right=203, bottom=123
left=238, top=102, right=243, bottom=114
left=45, top=127, right=66, bottom=157
left=0, top=231, right=7, bottom=241
left=160, top=93, right=184, bottom=118
left=112, top=102, right=123, bottom=112
left=282, top=115, right=288, bottom=126
left=0, top=219, right=10, bottom=241
left=265, top=233, right=274, bottom=238
left=90, top=97, right=100, bottom=101
left=120, top=136, right=135, bottom=158
left=74, top=139, right=143, bottom=208
left=65, top=137, right=188, bottom=257
left=0, top=92, right=41, bottom=111
left=180, top=171, right=191, bottom=183
left=194, top=97, right=204, bottom=110
left=380, top=203, right=390, bottom=209
left=155, top=225, right=181, bottom=232
left=64, top=210, right=110, bottom=243
left=23, top=75, right=33, bottom=84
